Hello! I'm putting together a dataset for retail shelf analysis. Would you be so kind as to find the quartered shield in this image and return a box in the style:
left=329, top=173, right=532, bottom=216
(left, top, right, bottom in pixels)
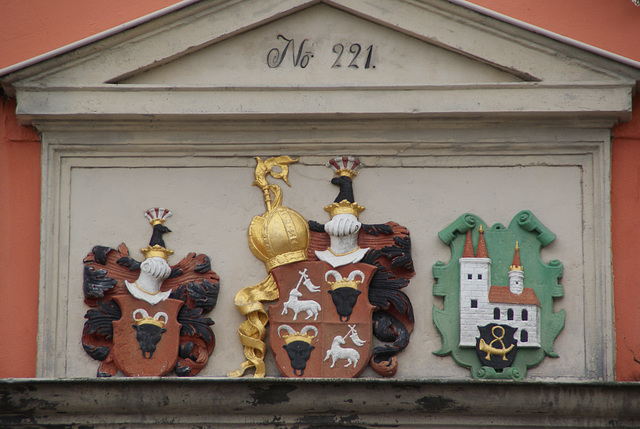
left=270, top=261, right=376, bottom=377
left=112, top=295, right=183, bottom=376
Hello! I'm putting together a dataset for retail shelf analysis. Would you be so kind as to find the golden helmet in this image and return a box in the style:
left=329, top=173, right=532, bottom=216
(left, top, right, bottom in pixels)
left=248, top=205, right=309, bottom=272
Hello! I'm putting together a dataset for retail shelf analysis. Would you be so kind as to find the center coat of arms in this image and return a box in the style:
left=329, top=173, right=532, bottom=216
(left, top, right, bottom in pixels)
left=229, top=156, right=415, bottom=378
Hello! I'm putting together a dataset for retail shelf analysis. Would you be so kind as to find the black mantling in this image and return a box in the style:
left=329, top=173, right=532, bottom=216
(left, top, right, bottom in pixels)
left=83, top=265, right=117, bottom=299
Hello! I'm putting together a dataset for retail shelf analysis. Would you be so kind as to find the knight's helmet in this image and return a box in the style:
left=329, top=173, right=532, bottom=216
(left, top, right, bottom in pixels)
left=324, top=156, right=366, bottom=220
left=141, top=207, right=174, bottom=261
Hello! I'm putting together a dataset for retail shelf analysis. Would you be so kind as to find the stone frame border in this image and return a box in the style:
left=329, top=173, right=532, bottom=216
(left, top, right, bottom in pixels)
left=35, top=119, right=613, bottom=381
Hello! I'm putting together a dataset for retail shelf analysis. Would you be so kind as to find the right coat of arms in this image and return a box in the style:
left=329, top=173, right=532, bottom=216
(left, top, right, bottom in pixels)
left=433, top=212, right=564, bottom=380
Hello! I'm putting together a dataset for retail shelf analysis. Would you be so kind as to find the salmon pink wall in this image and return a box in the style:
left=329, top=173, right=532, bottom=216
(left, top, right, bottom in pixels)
left=0, top=0, right=184, bottom=378
left=0, top=97, right=40, bottom=377
left=469, top=0, right=640, bottom=61
left=611, top=97, right=640, bottom=381
left=1, top=0, right=640, bottom=379
left=0, top=0, right=184, bottom=70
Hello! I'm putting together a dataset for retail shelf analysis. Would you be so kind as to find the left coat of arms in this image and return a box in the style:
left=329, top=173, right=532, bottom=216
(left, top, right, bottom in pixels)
left=81, top=208, right=220, bottom=377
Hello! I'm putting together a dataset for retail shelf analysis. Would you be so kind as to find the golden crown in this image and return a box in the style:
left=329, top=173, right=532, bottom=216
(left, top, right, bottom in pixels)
left=327, top=278, right=361, bottom=290
left=278, top=325, right=318, bottom=344
left=281, top=331, right=316, bottom=345
left=133, top=309, right=167, bottom=328
left=134, top=317, right=166, bottom=328
left=141, top=244, right=174, bottom=261
left=324, top=199, right=366, bottom=219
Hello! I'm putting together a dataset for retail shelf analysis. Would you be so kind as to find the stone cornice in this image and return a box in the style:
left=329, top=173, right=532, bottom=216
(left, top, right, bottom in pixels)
left=1, top=378, right=639, bottom=427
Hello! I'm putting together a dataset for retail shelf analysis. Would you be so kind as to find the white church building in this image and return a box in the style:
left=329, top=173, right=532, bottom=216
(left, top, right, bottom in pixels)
left=459, top=227, right=540, bottom=348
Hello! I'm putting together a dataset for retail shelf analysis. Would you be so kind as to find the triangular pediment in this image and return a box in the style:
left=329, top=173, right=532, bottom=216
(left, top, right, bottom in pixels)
left=2, top=0, right=639, bottom=123
left=119, top=4, right=524, bottom=87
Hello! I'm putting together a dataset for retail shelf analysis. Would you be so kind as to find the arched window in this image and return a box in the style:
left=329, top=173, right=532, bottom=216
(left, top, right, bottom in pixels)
left=522, top=309, right=528, bottom=321
left=520, top=330, right=529, bottom=343
left=507, top=309, right=514, bottom=320
left=493, top=308, right=500, bottom=320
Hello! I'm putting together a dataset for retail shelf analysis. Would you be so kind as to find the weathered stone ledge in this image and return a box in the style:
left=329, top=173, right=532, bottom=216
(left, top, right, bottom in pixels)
left=1, top=378, right=639, bottom=427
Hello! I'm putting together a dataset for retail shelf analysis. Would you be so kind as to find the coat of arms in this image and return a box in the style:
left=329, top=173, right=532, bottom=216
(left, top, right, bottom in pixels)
left=82, top=208, right=220, bottom=377
left=229, top=156, right=415, bottom=378
left=433, top=212, right=564, bottom=380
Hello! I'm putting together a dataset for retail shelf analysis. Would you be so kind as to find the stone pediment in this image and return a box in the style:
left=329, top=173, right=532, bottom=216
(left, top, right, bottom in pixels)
left=2, top=0, right=639, bottom=123
left=119, top=4, right=524, bottom=87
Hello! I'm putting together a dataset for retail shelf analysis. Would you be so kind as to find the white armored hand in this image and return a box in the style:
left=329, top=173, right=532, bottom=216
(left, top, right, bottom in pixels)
left=136, top=256, right=172, bottom=294
left=323, top=213, right=361, bottom=256
left=324, top=213, right=361, bottom=237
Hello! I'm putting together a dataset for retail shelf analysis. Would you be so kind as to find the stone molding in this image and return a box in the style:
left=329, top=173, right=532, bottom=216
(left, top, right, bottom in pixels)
left=35, top=125, right=613, bottom=381
left=1, top=378, right=639, bottom=427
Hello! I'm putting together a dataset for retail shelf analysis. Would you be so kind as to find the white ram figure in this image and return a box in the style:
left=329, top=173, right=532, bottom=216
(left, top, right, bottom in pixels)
left=282, top=269, right=322, bottom=321
left=324, top=333, right=360, bottom=368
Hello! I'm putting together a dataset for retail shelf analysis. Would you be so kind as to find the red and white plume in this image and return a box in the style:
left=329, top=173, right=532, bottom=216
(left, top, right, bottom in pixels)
left=326, top=156, right=364, bottom=178
left=144, top=207, right=173, bottom=225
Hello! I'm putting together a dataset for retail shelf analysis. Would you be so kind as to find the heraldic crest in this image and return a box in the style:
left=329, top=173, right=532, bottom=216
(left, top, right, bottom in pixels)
left=82, top=208, right=220, bottom=377
left=433, top=212, right=564, bottom=380
left=229, top=156, right=415, bottom=378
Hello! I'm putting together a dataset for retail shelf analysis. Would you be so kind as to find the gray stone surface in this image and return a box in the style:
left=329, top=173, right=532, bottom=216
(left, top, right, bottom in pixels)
left=1, top=378, right=639, bottom=427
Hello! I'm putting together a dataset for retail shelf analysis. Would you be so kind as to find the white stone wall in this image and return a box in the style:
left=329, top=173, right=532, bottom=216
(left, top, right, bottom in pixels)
left=491, top=303, right=540, bottom=347
left=459, top=258, right=491, bottom=347
left=40, top=140, right=597, bottom=380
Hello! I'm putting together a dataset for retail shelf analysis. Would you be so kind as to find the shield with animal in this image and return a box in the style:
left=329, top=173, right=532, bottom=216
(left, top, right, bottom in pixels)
left=269, top=261, right=376, bottom=378
left=111, top=295, right=183, bottom=376
left=81, top=208, right=220, bottom=377
left=229, top=156, right=416, bottom=379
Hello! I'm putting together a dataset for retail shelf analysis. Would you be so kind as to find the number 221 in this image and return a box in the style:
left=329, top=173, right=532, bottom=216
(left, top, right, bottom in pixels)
left=332, top=44, right=374, bottom=69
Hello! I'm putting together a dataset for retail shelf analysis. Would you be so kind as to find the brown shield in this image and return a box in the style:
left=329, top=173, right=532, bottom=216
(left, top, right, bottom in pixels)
left=270, top=261, right=376, bottom=378
left=112, top=295, right=183, bottom=377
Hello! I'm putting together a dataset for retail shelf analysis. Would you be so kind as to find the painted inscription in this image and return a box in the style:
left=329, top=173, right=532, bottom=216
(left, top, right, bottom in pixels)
left=267, top=34, right=375, bottom=69
left=267, top=35, right=313, bottom=68
left=331, top=43, right=374, bottom=69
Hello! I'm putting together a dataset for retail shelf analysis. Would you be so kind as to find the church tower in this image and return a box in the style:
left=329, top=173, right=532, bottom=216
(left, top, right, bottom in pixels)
left=459, top=226, right=491, bottom=347
left=508, top=242, right=524, bottom=295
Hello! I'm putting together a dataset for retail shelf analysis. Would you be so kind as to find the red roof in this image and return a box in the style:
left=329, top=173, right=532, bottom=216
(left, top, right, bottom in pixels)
left=489, top=286, right=540, bottom=306
left=476, top=228, right=488, bottom=258
left=462, top=230, right=474, bottom=258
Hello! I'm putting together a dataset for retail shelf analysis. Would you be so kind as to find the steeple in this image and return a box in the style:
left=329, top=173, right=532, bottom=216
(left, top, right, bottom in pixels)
left=508, top=242, right=524, bottom=295
left=462, top=229, right=475, bottom=257
left=510, top=241, right=523, bottom=271
left=476, top=225, right=488, bottom=258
